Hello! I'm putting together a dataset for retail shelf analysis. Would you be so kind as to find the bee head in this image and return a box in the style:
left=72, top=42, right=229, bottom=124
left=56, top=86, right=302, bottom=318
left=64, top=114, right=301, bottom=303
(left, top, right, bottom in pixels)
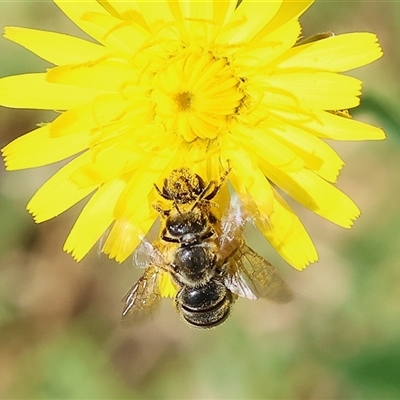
left=156, top=168, right=206, bottom=204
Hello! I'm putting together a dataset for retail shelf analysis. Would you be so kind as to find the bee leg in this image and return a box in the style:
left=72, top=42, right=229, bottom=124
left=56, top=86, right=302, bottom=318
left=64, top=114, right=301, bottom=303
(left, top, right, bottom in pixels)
left=203, top=166, right=231, bottom=201
left=153, top=202, right=170, bottom=218
left=160, top=229, right=180, bottom=243
left=154, top=180, right=172, bottom=201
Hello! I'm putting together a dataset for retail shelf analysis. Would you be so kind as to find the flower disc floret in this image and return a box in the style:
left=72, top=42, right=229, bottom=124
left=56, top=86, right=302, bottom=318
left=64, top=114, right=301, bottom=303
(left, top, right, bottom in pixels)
left=152, top=51, right=244, bottom=142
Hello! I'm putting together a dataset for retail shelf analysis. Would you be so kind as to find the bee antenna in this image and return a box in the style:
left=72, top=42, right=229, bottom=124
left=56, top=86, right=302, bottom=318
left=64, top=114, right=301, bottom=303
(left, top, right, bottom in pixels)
left=190, top=188, right=208, bottom=212
left=174, top=201, right=183, bottom=215
left=190, top=199, right=200, bottom=212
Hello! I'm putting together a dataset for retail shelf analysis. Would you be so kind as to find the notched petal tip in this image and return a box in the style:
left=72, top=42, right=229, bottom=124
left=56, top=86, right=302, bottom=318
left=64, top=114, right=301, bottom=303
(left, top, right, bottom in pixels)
left=1, top=151, right=11, bottom=171
left=63, top=244, right=85, bottom=262
left=26, top=206, right=40, bottom=223
left=344, top=212, right=361, bottom=229
left=291, top=247, right=319, bottom=271
left=2, top=26, right=19, bottom=39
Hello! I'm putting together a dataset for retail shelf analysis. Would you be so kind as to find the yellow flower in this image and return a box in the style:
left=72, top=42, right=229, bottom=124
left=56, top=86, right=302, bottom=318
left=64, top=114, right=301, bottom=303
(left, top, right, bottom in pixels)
left=0, top=0, right=385, bottom=270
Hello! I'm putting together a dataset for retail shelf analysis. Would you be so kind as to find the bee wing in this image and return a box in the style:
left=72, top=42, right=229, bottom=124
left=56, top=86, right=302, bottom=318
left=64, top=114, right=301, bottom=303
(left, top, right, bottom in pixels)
left=133, top=238, right=156, bottom=267
left=133, top=237, right=167, bottom=269
left=218, top=194, right=248, bottom=259
left=224, top=243, right=293, bottom=303
left=121, top=266, right=162, bottom=326
left=223, top=268, right=258, bottom=300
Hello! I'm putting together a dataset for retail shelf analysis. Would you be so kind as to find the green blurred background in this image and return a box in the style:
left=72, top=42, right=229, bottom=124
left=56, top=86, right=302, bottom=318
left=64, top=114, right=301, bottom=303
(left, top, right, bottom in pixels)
left=0, top=1, right=399, bottom=399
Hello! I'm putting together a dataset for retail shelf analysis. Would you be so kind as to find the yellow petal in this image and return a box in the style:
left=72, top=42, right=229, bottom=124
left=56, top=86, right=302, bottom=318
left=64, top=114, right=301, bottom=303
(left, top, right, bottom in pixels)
left=46, top=59, right=137, bottom=92
left=78, top=11, right=151, bottom=55
left=158, top=271, right=178, bottom=298
left=181, top=1, right=213, bottom=23
left=221, top=138, right=274, bottom=218
left=259, top=71, right=362, bottom=110
left=2, top=124, right=90, bottom=170
left=264, top=118, right=344, bottom=182
left=27, top=152, right=98, bottom=223
left=94, top=0, right=148, bottom=28
left=261, top=164, right=360, bottom=228
left=257, top=188, right=318, bottom=270
left=216, top=1, right=282, bottom=45
left=0, top=73, right=107, bottom=109
left=300, top=110, right=386, bottom=141
left=182, top=1, right=227, bottom=41
left=233, top=125, right=305, bottom=172
left=54, top=0, right=113, bottom=44
left=234, top=19, right=300, bottom=69
left=49, top=94, right=131, bottom=139
left=3, top=27, right=108, bottom=65
left=254, top=0, right=313, bottom=40
left=276, top=33, right=382, bottom=72
left=70, top=138, right=142, bottom=188
left=103, top=209, right=156, bottom=263
left=64, top=178, right=126, bottom=261
left=211, top=1, right=238, bottom=33
left=103, top=152, right=175, bottom=262
left=167, top=139, right=212, bottom=180
left=114, top=170, right=159, bottom=221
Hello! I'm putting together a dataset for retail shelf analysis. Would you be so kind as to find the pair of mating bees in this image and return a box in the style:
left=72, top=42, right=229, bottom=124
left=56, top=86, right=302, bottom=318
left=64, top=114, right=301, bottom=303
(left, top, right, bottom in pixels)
left=122, top=168, right=293, bottom=329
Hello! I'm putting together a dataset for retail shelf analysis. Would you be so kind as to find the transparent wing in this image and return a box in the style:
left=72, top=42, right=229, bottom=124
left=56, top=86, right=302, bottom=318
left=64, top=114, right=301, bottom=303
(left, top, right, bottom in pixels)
left=133, top=238, right=156, bottom=268
left=121, top=266, right=162, bottom=326
left=224, top=243, right=293, bottom=303
left=132, top=236, right=167, bottom=269
left=132, top=219, right=162, bottom=267
left=218, top=194, right=248, bottom=260
left=222, top=268, right=258, bottom=300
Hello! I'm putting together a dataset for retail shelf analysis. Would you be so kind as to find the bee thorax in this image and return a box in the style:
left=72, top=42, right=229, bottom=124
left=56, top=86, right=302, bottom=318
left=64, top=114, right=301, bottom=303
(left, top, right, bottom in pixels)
left=173, top=245, right=216, bottom=284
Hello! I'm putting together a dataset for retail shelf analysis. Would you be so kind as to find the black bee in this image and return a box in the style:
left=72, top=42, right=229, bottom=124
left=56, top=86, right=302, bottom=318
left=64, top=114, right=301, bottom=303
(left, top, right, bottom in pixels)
left=122, top=168, right=292, bottom=328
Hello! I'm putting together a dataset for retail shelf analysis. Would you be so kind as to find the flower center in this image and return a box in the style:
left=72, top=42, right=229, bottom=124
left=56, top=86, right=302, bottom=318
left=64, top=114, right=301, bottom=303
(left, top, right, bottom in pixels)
left=151, top=51, right=244, bottom=142
left=175, top=91, right=193, bottom=112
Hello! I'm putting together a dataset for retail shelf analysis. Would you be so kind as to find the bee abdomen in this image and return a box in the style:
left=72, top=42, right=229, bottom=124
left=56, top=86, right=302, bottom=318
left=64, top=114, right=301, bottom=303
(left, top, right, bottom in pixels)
left=175, top=280, right=233, bottom=329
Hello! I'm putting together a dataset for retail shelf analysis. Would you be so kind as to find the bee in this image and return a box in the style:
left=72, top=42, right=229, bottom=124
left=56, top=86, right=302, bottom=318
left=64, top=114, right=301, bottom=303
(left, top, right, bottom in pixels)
left=122, top=168, right=293, bottom=329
